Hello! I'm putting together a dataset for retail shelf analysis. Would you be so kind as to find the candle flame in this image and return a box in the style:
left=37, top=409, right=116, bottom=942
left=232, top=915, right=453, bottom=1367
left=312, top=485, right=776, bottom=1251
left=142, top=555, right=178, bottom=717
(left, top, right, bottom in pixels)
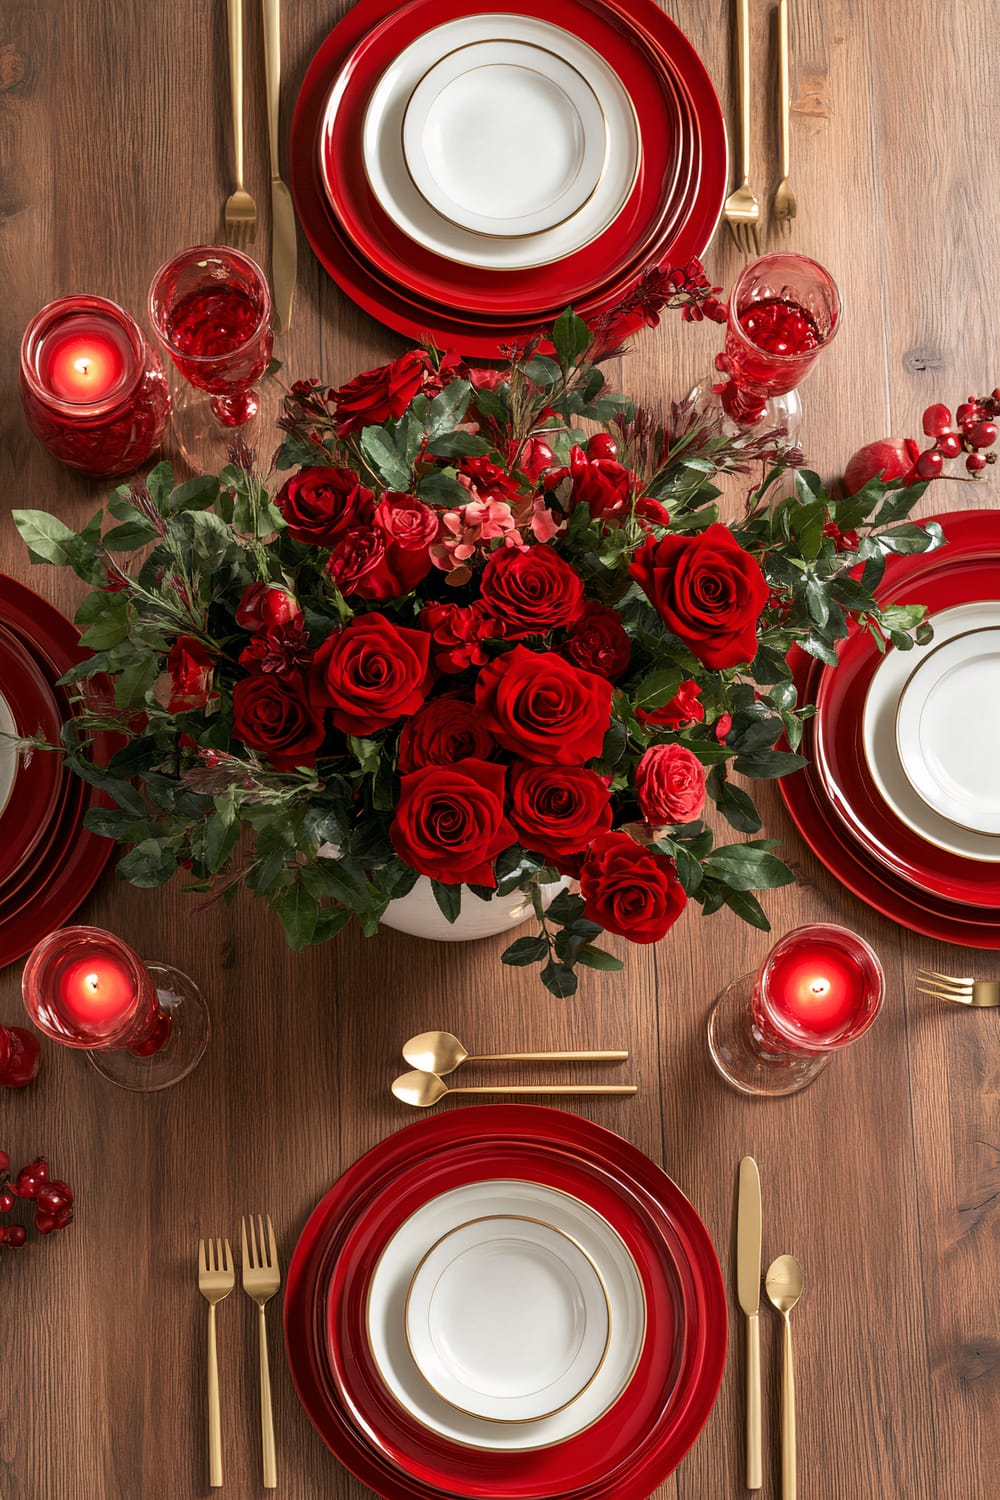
left=85, top=971, right=100, bottom=993
left=73, top=357, right=92, bottom=377
left=808, top=978, right=831, bottom=997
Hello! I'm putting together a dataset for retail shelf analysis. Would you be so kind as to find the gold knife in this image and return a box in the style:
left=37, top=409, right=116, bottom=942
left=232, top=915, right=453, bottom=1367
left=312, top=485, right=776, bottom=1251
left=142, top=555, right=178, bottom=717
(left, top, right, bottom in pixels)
left=262, top=0, right=296, bottom=333
left=737, top=1156, right=763, bottom=1489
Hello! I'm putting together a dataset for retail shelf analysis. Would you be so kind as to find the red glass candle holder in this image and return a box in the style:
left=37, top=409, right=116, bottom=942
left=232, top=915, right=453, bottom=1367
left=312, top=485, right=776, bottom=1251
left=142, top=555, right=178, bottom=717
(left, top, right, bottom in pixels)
left=707, top=923, right=884, bottom=1096
left=715, top=253, right=842, bottom=431
left=0, top=1022, right=41, bottom=1089
left=21, top=926, right=209, bottom=1092
left=19, top=295, right=170, bottom=478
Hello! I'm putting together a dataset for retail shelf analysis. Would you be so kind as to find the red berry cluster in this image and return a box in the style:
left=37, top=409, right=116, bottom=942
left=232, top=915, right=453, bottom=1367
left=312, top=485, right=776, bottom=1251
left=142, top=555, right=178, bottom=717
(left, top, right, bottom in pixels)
left=915, top=393, right=1000, bottom=479
left=0, top=1149, right=74, bottom=1245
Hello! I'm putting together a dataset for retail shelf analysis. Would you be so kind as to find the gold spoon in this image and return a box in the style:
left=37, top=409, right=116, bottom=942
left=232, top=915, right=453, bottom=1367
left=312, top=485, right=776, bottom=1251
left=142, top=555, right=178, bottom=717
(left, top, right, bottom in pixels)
left=392, top=1070, right=638, bottom=1109
left=402, top=1030, right=629, bottom=1078
left=765, top=1254, right=804, bottom=1500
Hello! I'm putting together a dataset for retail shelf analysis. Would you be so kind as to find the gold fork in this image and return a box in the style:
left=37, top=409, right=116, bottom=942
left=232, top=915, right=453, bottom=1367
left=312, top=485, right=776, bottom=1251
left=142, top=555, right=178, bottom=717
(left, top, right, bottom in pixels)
left=723, top=0, right=761, bottom=257
left=198, top=1236, right=235, bottom=1489
left=242, top=1214, right=281, bottom=1489
left=773, top=0, right=797, bottom=236
left=225, top=0, right=256, bottom=247
left=914, top=968, right=1000, bottom=1008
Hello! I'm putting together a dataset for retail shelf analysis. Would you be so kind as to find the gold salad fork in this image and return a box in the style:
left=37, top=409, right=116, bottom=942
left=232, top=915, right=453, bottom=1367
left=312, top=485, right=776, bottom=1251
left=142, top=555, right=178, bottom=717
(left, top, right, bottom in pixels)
left=198, top=1236, right=235, bottom=1489
left=225, top=0, right=257, bottom=247
left=773, top=0, right=797, bottom=235
left=914, top=968, right=1000, bottom=1007
left=723, top=0, right=761, bottom=256
left=242, top=1215, right=281, bottom=1489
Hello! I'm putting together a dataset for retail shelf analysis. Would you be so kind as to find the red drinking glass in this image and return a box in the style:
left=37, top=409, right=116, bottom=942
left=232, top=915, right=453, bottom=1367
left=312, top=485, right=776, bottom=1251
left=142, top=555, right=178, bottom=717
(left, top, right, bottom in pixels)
left=22, top=926, right=209, bottom=1092
left=717, top=253, right=842, bottom=429
left=19, top=295, right=170, bottom=478
left=0, top=1023, right=41, bottom=1089
left=707, top=923, right=884, bottom=1096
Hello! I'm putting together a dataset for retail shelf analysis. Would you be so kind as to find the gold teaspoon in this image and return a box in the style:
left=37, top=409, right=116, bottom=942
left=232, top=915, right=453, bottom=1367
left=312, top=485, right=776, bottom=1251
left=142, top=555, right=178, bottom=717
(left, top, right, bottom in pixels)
left=765, top=1254, right=804, bottom=1500
left=392, top=1070, right=638, bottom=1109
left=402, top=1030, right=629, bottom=1077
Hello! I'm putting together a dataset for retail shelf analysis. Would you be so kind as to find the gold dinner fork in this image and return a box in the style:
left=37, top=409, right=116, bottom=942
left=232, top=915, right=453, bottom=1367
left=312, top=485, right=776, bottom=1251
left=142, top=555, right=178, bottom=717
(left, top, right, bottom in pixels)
left=225, top=0, right=257, bottom=247
left=198, top=1236, right=235, bottom=1489
left=723, top=0, right=761, bottom=257
left=773, top=0, right=797, bottom=236
left=914, top=968, right=1000, bottom=1007
left=242, top=1214, right=281, bottom=1489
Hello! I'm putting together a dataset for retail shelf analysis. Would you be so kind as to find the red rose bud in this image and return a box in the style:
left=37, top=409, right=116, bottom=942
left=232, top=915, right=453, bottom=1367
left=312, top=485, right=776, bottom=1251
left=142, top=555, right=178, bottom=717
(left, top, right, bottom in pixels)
left=635, top=743, right=706, bottom=826
left=629, top=524, right=769, bottom=671
left=153, top=636, right=217, bottom=713
left=326, top=526, right=432, bottom=601
left=586, top=433, right=618, bottom=461
left=419, top=601, right=495, bottom=674
left=517, top=435, right=557, bottom=483
left=275, top=466, right=374, bottom=545
left=634, top=497, right=671, bottom=527
left=480, top=546, right=585, bottom=638
left=329, top=349, right=433, bottom=436
left=559, top=444, right=637, bottom=522
left=390, top=758, right=516, bottom=888
left=475, top=646, right=613, bottom=766
left=397, top=695, right=497, bottom=773
left=231, top=672, right=326, bottom=771
left=561, top=602, right=631, bottom=682
left=843, top=438, right=920, bottom=494
left=235, top=582, right=303, bottom=633
left=579, top=832, right=687, bottom=943
left=715, top=712, right=733, bottom=744
left=311, top=613, right=431, bottom=737
left=636, top=678, right=704, bottom=731
left=507, top=762, right=613, bottom=871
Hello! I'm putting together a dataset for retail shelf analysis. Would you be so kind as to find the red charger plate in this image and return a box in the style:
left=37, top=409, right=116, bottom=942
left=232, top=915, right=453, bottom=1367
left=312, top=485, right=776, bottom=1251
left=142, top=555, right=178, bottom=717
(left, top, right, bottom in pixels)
left=318, top=0, right=689, bottom=316
left=780, top=511, right=1000, bottom=946
left=0, top=574, right=117, bottom=968
left=0, top=623, right=63, bottom=888
left=290, top=0, right=726, bottom=353
left=284, top=1107, right=726, bottom=1500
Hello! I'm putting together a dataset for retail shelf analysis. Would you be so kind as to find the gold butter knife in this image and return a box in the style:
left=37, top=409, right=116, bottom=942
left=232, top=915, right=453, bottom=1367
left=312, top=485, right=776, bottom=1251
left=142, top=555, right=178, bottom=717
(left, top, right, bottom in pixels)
left=262, top=0, right=297, bottom=333
left=737, top=1156, right=763, bottom=1489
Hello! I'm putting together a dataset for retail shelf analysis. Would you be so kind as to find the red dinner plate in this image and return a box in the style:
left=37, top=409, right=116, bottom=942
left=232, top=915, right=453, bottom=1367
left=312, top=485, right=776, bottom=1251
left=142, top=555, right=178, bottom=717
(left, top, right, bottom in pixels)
left=290, top=0, right=726, bottom=353
left=284, top=1107, right=726, bottom=1500
left=0, top=623, right=63, bottom=887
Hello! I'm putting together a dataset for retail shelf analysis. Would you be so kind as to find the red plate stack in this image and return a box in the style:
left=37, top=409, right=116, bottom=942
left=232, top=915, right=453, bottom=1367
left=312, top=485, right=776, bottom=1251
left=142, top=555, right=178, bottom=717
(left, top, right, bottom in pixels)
left=284, top=1106, right=727, bottom=1499
left=780, top=510, right=1000, bottom=946
left=0, top=574, right=116, bottom=968
left=290, top=0, right=727, bottom=354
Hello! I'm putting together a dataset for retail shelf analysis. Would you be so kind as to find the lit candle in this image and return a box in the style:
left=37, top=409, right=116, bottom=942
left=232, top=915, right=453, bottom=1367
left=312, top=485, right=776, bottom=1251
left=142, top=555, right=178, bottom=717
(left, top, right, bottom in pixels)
left=39, top=322, right=129, bottom=404
left=56, top=955, right=138, bottom=1035
left=753, top=924, right=884, bottom=1052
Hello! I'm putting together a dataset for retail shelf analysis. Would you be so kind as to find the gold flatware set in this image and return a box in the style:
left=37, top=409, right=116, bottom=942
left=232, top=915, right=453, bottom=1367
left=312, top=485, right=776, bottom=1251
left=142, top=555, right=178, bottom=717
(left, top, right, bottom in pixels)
left=197, top=1215, right=281, bottom=1488
left=724, top=0, right=797, bottom=254
left=737, top=1157, right=803, bottom=1496
left=394, top=1031, right=635, bottom=1108
left=914, top=966, right=1000, bottom=1007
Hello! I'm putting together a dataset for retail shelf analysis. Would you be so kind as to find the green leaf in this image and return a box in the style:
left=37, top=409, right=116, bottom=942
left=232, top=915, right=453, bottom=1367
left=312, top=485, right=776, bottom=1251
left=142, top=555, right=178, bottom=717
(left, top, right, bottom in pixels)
left=167, top=475, right=222, bottom=514
left=574, top=945, right=624, bottom=972
left=360, top=425, right=412, bottom=490
left=732, top=749, right=808, bottom=779
left=501, top=935, right=549, bottom=967
left=13, top=507, right=103, bottom=579
left=551, top=307, right=592, bottom=368
left=704, top=842, right=796, bottom=891
left=425, top=379, right=472, bottom=438
left=117, top=838, right=178, bottom=887
left=114, top=654, right=159, bottom=710
left=714, top=779, right=763, bottom=833
left=416, top=470, right=470, bottom=506
left=722, top=887, right=772, bottom=930
left=275, top=882, right=320, bottom=951
left=431, top=879, right=462, bottom=923
left=524, top=355, right=562, bottom=386
left=426, top=430, right=491, bottom=458
left=102, top=518, right=160, bottom=551
left=879, top=522, right=943, bottom=555
left=145, top=461, right=176, bottom=512
left=540, top=960, right=578, bottom=998
left=634, top=668, right=683, bottom=711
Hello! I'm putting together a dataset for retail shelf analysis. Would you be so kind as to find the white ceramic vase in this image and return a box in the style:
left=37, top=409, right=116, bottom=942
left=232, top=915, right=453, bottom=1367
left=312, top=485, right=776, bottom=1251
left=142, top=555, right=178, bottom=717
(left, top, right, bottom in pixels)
left=380, top=876, right=569, bottom=943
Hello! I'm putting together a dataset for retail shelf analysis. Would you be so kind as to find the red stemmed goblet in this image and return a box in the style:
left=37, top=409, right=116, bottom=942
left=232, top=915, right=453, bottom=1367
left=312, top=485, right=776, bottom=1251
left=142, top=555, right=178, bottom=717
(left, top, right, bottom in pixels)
left=22, top=926, right=209, bottom=1092
left=706, top=922, right=884, bottom=1096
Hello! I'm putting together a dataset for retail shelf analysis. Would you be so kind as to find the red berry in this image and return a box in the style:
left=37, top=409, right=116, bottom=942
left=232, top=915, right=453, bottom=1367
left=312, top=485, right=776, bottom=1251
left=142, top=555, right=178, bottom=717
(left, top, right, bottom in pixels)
left=915, top=450, right=944, bottom=480
left=922, top=403, right=952, bottom=437
left=966, top=453, right=988, bottom=473
left=586, top=433, right=618, bottom=461
left=969, top=421, right=998, bottom=450
left=35, top=1210, right=57, bottom=1234
left=14, top=1158, right=48, bottom=1199
left=0, top=1150, right=8, bottom=1174
left=1, top=1224, right=27, bottom=1248
left=0, top=1190, right=15, bottom=1213
left=37, top=1181, right=73, bottom=1214
left=936, top=432, right=962, bottom=459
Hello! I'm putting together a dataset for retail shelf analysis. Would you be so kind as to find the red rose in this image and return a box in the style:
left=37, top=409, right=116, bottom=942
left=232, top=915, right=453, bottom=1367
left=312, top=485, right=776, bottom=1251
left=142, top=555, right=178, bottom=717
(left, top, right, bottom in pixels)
left=238, top=621, right=312, bottom=676
left=330, top=350, right=433, bottom=436
left=457, top=454, right=521, bottom=504
left=635, top=743, right=706, bottom=826
left=629, top=523, right=770, bottom=670
left=547, top=444, right=637, bottom=521
left=390, top=758, right=516, bottom=887
left=231, top=673, right=325, bottom=771
left=579, top=832, right=687, bottom=943
left=397, top=695, right=497, bottom=773
left=475, top=646, right=612, bottom=765
left=480, top=545, right=585, bottom=638
left=419, top=601, right=495, bottom=673
left=311, top=613, right=430, bottom=736
left=715, top=712, right=733, bottom=744
left=326, top=527, right=431, bottom=601
left=374, top=491, right=440, bottom=552
left=515, top=435, right=557, bottom=483
left=507, top=762, right=612, bottom=870
left=153, top=636, right=216, bottom=713
left=235, top=583, right=303, bottom=633
left=276, top=466, right=374, bottom=546
left=562, top=602, right=631, bottom=681
left=636, top=678, right=704, bottom=730
left=635, top=497, right=671, bottom=527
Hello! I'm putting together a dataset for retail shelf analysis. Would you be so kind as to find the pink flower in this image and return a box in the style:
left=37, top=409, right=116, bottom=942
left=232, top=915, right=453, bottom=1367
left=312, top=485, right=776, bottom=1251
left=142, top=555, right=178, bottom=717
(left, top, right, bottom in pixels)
left=430, top=498, right=523, bottom=582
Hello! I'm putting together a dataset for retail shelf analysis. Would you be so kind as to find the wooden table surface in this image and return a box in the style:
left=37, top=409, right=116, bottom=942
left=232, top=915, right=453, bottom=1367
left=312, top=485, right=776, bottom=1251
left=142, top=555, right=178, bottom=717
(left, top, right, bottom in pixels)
left=1, top=1, right=998, bottom=1496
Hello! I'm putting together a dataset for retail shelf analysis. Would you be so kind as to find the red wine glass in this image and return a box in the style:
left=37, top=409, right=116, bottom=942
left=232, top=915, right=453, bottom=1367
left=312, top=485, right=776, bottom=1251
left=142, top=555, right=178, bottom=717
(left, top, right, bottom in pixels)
left=148, top=245, right=274, bottom=470
left=707, top=923, right=884, bottom=1096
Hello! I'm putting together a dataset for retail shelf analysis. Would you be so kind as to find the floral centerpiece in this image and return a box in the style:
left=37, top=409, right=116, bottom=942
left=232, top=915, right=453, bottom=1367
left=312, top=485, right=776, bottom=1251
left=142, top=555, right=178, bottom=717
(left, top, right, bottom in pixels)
left=14, top=265, right=945, bottom=995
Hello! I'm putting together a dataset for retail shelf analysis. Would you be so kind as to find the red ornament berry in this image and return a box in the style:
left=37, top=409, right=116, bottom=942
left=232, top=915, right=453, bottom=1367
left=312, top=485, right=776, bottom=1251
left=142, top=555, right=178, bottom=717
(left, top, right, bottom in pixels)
left=14, top=1158, right=48, bottom=1199
left=586, top=433, right=618, bottom=461
left=37, top=1181, right=73, bottom=1214
left=1, top=1224, right=27, bottom=1248
left=34, top=1210, right=57, bottom=1235
left=922, top=403, right=952, bottom=437
left=914, top=450, right=944, bottom=480
left=936, top=432, right=962, bottom=459
left=0, top=1149, right=8, bottom=1174
left=966, top=453, right=988, bottom=473
left=969, top=421, right=998, bottom=451
left=0, top=1189, right=15, bottom=1213
left=54, top=1206, right=73, bottom=1230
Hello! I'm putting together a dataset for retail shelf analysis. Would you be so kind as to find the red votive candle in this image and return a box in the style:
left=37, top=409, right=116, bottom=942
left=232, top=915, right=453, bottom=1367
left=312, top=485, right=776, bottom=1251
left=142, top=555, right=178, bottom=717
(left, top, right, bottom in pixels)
left=752, top=923, right=884, bottom=1054
left=21, top=926, right=171, bottom=1056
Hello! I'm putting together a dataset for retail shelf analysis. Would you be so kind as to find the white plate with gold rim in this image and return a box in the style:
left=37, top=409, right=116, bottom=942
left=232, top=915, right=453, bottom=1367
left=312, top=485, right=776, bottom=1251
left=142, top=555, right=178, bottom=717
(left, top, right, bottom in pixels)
left=402, top=40, right=607, bottom=239
left=365, top=1178, right=646, bottom=1451
left=405, top=1214, right=611, bottom=1423
left=356, top=14, right=640, bottom=270
left=863, top=600, right=1000, bottom=861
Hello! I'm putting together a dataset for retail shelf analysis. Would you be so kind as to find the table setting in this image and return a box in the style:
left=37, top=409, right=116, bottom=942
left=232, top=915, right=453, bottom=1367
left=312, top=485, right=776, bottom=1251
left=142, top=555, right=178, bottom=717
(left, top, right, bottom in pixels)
left=1, top=2, right=998, bottom=1498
